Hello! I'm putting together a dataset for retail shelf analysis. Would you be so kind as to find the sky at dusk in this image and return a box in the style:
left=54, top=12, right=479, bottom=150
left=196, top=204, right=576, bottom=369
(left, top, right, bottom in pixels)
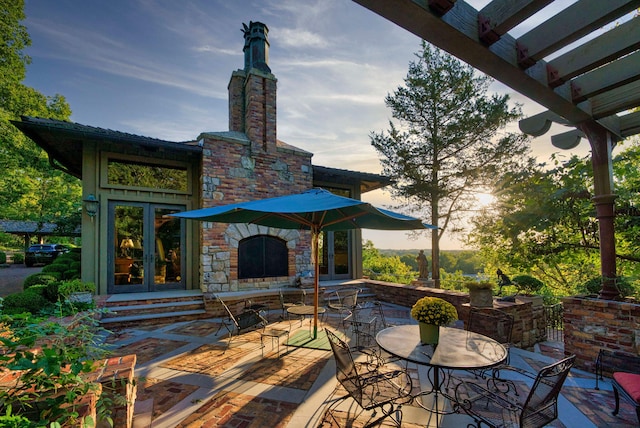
left=21, top=0, right=595, bottom=250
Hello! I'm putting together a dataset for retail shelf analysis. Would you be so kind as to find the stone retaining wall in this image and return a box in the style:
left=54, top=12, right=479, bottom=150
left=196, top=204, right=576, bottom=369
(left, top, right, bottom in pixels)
left=362, top=280, right=546, bottom=349
left=563, top=295, right=640, bottom=372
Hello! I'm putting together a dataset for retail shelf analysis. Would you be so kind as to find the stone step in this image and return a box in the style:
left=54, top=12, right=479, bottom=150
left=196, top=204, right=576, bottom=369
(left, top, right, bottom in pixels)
left=100, top=309, right=209, bottom=328
left=101, top=299, right=205, bottom=318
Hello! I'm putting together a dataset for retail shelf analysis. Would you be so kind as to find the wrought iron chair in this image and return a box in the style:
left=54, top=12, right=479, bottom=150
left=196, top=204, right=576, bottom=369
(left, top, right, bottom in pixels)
left=342, top=303, right=378, bottom=349
left=279, top=288, right=306, bottom=319
left=326, top=287, right=360, bottom=317
left=215, top=295, right=268, bottom=351
left=454, top=355, right=575, bottom=428
left=325, top=329, right=412, bottom=427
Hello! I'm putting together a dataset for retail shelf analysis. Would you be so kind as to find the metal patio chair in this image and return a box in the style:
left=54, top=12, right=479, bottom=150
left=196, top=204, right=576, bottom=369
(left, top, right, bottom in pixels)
left=326, top=287, right=360, bottom=318
left=325, top=329, right=412, bottom=427
left=215, top=295, right=267, bottom=351
left=454, top=355, right=576, bottom=428
left=279, top=288, right=306, bottom=319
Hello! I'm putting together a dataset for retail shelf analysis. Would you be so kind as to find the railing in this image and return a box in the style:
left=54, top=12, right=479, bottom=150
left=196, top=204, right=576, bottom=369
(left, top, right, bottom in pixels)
left=544, top=303, right=564, bottom=342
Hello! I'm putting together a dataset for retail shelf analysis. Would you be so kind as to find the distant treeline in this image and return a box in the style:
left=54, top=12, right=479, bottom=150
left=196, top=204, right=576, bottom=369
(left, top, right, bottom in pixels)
left=378, top=249, right=482, bottom=275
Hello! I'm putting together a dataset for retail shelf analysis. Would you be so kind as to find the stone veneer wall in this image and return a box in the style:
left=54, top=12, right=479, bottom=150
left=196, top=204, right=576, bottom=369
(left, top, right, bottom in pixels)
left=563, top=295, right=640, bottom=371
left=362, top=280, right=546, bottom=349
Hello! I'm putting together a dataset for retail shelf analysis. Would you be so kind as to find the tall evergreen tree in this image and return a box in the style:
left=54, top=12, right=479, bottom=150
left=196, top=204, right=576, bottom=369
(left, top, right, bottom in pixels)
left=371, top=42, right=531, bottom=286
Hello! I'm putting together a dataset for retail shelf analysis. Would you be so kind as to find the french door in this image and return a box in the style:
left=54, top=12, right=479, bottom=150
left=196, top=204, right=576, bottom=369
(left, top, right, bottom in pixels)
left=318, top=230, right=351, bottom=280
left=108, top=202, right=185, bottom=293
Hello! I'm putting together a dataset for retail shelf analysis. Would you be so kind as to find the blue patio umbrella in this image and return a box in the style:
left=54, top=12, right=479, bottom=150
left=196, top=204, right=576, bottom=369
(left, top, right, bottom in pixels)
left=172, top=188, right=435, bottom=338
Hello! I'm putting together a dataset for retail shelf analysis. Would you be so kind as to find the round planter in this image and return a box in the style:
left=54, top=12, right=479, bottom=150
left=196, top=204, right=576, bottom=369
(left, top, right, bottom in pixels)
left=469, top=288, right=494, bottom=308
left=418, top=322, right=439, bottom=345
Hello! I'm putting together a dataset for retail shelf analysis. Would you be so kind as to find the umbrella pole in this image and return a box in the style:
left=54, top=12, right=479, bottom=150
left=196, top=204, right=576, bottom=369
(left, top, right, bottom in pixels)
left=312, top=228, right=320, bottom=340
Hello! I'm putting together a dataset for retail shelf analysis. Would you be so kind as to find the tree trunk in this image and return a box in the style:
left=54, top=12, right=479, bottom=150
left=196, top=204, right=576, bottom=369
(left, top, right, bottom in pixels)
left=431, top=198, right=440, bottom=288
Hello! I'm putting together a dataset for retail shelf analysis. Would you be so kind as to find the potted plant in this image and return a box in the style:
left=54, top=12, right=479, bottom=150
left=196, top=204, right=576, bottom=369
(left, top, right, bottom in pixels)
left=410, top=296, right=458, bottom=344
left=59, top=279, right=96, bottom=304
left=464, top=280, right=494, bottom=308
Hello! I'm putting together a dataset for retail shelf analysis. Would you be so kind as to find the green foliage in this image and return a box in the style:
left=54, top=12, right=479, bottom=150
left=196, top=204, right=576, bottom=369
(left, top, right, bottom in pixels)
left=370, top=41, right=531, bottom=281
left=12, top=252, right=24, bottom=264
left=511, top=275, right=544, bottom=294
left=22, top=273, right=59, bottom=290
left=0, top=406, right=32, bottom=428
left=579, top=276, right=636, bottom=298
left=362, top=241, right=415, bottom=284
left=467, top=139, right=640, bottom=297
left=464, top=280, right=494, bottom=290
left=2, top=291, right=48, bottom=315
left=0, top=311, right=116, bottom=426
left=0, top=251, right=6, bottom=264
left=58, top=279, right=95, bottom=296
left=439, top=270, right=471, bottom=291
left=41, top=264, right=67, bottom=274
left=0, top=0, right=79, bottom=226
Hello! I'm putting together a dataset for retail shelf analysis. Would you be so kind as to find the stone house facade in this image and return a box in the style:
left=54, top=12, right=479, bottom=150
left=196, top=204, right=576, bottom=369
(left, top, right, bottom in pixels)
left=12, top=21, right=389, bottom=295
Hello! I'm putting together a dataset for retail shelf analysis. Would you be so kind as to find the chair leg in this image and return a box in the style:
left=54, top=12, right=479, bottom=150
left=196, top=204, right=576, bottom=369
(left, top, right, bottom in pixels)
left=612, top=385, right=620, bottom=416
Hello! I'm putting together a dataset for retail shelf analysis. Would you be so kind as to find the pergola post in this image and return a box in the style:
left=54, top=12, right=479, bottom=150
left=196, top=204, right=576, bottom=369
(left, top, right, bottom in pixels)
left=577, top=121, right=619, bottom=300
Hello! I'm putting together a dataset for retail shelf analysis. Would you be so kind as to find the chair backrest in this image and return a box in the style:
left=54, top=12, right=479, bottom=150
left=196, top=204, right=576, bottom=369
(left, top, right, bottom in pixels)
left=521, top=355, right=576, bottom=427
left=326, top=329, right=364, bottom=402
left=216, top=295, right=239, bottom=328
left=337, top=288, right=359, bottom=309
left=467, top=308, right=514, bottom=345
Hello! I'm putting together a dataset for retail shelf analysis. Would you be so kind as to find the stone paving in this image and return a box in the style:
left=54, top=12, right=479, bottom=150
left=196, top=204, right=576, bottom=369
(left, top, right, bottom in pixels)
left=101, top=303, right=639, bottom=428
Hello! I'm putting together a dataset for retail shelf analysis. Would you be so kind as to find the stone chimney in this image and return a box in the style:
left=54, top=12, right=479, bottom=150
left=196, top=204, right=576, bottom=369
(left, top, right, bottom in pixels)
left=228, top=21, right=277, bottom=153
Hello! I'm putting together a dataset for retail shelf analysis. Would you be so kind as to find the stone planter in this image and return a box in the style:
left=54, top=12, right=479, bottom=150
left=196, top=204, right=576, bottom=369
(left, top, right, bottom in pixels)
left=469, top=288, right=494, bottom=308
left=68, top=291, right=93, bottom=304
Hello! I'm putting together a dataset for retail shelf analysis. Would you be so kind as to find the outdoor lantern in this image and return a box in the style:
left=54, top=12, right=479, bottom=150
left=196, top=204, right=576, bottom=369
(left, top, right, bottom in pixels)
left=83, top=194, right=99, bottom=219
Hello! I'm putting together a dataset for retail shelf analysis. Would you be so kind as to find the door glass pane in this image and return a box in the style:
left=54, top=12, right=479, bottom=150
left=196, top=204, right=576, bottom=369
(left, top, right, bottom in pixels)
left=155, top=208, right=182, bottom=284
left=114, top=205, right=144, bottom=287
left=334, top=231, right=349, bottom=274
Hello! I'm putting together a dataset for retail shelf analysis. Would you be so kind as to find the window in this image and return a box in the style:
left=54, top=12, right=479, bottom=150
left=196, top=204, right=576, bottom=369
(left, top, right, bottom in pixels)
left=238, top=235, right=288, bottom=279
left=107, top=159, right=187, bottom=192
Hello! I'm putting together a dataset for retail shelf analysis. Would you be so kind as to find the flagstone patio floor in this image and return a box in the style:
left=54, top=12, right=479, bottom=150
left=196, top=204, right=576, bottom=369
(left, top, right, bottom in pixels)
left=101, top=302, right=638, bottom=427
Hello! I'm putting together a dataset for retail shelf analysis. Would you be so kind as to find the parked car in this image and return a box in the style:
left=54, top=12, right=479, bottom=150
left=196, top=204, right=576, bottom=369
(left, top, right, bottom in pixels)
left=24, top=244, right=69, bottom=267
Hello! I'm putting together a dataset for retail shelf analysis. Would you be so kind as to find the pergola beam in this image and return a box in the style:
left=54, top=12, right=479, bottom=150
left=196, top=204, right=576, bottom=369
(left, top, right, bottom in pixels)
left=516, top=0, right=640, bottom=63
left=547, top=18, right=640, bottom=86
left=478, top=0, right=553, bottom=44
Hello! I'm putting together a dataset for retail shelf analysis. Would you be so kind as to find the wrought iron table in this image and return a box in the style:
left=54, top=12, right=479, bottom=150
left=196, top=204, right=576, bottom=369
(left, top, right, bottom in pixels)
left=287, top=305, right=326, bottom=333
left=376, top=324, right=507, bottom=427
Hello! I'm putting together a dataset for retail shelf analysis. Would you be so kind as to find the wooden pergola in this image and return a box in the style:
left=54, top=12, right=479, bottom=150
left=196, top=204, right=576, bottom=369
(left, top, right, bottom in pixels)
left=353, top=0, right=640, bottom=299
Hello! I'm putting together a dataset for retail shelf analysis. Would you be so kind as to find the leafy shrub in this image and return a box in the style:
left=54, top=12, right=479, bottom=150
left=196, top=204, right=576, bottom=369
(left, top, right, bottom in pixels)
left=2, top=292, right=48, bottom=315
left=63, top=269, right=80, bottom=280
left=12, top=253, right=24, bottom=264
left=0, top=312, right=117, bottom=425
left=58, top=279, right=96, bottom=296
left=512, top=275, right=544, bottom=295
left=24, top=284, right=47, bottom=298
left=44, top=281, right=60, bottom=302
left=23, top=273, right=60, bottom=290
left=70, top=261, right=81, bottom=271
left=42, top=263, right=67, bottom=274
left=580, top=276, right=634, bottom=298
left=0, top=251, right=6, bottom=264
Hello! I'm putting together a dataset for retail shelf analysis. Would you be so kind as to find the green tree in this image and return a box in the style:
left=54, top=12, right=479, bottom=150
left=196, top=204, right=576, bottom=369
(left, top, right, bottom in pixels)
left=0, top=0, right=78, bottom=234
left=362, top=240, right=415, bottom=284
left=370, top=42, right=531, bottom=286
left=467, top=137, right=640, bottom=297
